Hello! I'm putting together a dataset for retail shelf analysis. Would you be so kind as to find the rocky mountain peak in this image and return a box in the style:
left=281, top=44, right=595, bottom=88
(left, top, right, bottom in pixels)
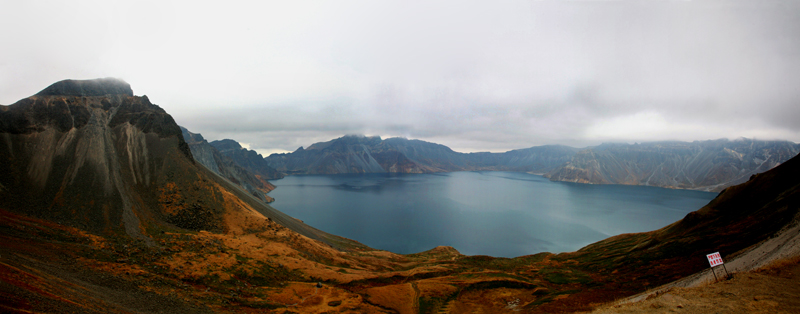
left=36, top=78, right=133, bottom=97
left=209, top=139, right=242, bottom=151
left=180, top=126, right=206, bottom=144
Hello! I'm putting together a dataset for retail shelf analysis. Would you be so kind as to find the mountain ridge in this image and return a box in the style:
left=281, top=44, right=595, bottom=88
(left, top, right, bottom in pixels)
left=266, top=135, right=798, bottom=191
left=264, top=134, right=579, bottom=175
left=545, top=139, right=800, bottom=191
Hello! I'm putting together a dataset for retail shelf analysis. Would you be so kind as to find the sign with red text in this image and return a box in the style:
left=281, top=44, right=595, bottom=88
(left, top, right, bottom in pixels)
left=706, top=252, right=724, bottom=267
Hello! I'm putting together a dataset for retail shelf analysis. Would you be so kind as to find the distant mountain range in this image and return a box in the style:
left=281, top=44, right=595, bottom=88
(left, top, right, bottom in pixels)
left=545, top=139, right=800, bottom=191
left=263, top=135, right=799, bottom=192
left=263, top=135, right=579, bottom=175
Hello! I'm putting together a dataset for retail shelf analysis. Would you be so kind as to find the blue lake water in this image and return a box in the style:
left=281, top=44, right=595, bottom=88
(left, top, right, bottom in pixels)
left=269, top=171, right=717, bottom=257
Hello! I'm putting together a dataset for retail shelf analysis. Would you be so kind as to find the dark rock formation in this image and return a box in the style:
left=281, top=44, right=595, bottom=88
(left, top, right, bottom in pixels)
left=545, top=139, right=800, bottom=191
left=0, top=78, right=356, bottom=249
left=0, top=79, right=197, bottom=240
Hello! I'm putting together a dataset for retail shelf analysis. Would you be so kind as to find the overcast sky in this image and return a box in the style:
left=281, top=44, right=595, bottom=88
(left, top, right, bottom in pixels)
left=2, top=0, right=799, bottom=155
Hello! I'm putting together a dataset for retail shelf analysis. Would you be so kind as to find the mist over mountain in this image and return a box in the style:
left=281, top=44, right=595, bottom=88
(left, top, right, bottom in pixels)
left=546, top=139, right=800, bottom=191
left=264, top=135, right=579, bottom=175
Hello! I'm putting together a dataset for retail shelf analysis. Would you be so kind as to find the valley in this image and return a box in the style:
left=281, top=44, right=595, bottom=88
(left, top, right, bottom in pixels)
left=1, top=78, right=799, bottom=313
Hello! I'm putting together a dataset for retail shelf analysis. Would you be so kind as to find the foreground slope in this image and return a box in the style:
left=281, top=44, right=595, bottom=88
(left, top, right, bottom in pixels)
left=591, top=257, right=800, bottom=314
left=546, top=140, right=799, bottom=191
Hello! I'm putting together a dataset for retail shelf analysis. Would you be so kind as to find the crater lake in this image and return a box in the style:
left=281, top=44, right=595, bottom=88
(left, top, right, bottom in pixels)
left=269, top=171, right=717, bottom=257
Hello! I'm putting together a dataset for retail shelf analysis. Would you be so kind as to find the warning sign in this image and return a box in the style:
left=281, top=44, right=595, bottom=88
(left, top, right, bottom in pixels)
left=706, top=252, right=724, bottom=267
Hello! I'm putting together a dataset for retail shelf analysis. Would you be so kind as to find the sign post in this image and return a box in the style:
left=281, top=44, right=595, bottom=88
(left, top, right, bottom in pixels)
left=706, top=252, right=729, bottom=281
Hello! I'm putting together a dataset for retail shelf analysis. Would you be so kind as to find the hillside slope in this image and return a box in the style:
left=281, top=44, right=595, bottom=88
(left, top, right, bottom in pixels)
left=545, top=139, right=799, bottom=191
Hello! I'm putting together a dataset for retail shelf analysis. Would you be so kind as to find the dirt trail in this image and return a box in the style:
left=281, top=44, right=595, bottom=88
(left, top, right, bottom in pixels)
left=588, top=212, right=800, bottom=313
left=411, top=282, right=421, bottom=313
left=589, top=256, right=800, bottom=313
left=611, top=212, right=800, bottom=305
left=286, top=285, right=319, bottom=306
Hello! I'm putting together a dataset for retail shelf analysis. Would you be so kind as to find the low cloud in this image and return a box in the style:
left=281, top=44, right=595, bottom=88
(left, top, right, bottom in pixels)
left=2, top=1, right=799, bottom=152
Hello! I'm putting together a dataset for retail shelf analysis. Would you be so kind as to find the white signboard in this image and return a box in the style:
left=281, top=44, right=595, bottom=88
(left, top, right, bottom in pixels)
left=706, top=252, right=724, bottom=267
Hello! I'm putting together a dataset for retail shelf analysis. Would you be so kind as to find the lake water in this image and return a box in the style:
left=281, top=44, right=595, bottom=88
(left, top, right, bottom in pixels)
left=269, top=171, right=717, bottom=257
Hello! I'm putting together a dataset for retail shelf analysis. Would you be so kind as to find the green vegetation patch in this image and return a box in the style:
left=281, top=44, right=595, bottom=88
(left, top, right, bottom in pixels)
left=236, top=299, right=284, bottom=309
left=462, top=280, right=537, bottom=292
left=540, top=268, right=592, bottom=285
left=418, top=288, right=460, bottom=314
left=457, top=252, right=550, bottom=272
left=233, top=260, right=305, bottom=287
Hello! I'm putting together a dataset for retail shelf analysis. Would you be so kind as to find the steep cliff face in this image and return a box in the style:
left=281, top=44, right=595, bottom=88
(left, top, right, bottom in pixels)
left=0, top=78, right=354, bottom=248
left=545, top=139, right=800, bottom=191
left=181, top=128, right=276, bottom=203
left=0, top=79, right=198, bottom=239
left=264, top=135, right=579, bottom=175
left=209, top=139, right=283, bottom=180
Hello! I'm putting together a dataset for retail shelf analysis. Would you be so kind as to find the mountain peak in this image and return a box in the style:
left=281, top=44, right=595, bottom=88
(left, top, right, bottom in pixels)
left=210, top=139, right=243, bottom=151
left=36, top=78, right=133, bottom=97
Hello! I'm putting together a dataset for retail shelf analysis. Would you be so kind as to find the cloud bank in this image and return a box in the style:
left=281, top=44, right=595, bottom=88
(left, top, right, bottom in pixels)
left=2, top=0, right=799, bottom=154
